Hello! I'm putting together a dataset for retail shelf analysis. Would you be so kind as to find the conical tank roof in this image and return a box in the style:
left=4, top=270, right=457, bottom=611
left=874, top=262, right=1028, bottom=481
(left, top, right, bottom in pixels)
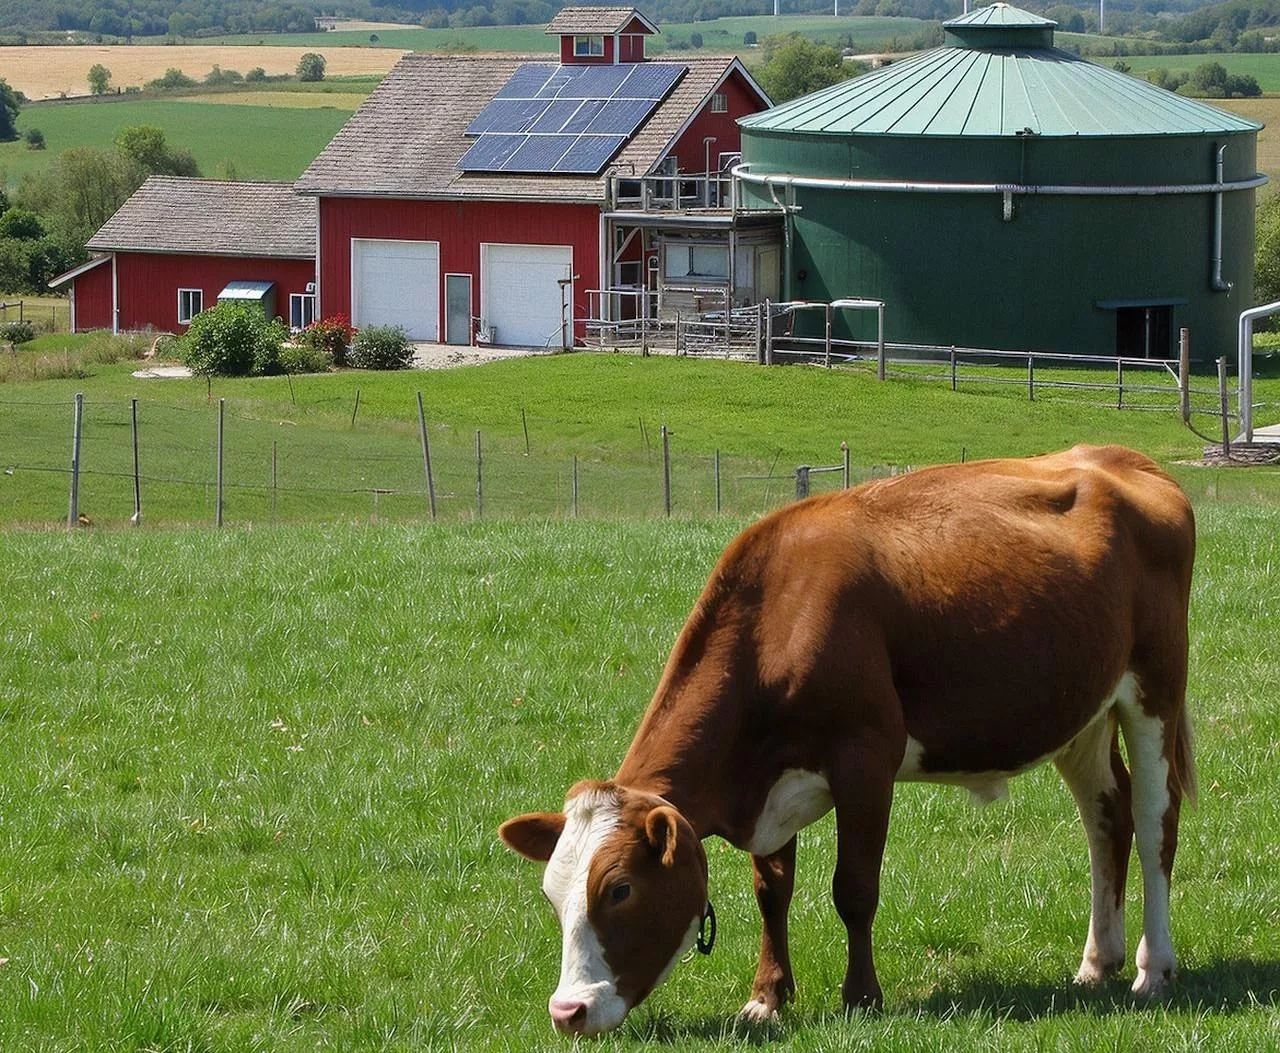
left=741, top=3, right=1259, bottom=139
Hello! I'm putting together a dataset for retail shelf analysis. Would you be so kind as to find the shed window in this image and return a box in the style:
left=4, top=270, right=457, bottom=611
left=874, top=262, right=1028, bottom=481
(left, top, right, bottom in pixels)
left=290, top=293, right=317, bottom=330
left=574, top=34, right=605, bottom=56
left=664, top=243, right=729, bottom=281
left=177, top=288, right=202, bottom=324
left=710, top=92, right=728, bottom=113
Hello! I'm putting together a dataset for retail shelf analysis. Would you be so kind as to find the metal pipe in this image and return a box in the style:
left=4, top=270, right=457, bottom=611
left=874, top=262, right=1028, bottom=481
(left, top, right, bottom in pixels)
left=732, top=163, right=1267, bottom=199
left=1211, top=144, right=1232, bottom=292
left=1236, top=298, right=1280, bottom=442
left=765, top=179, right=795, bottom=301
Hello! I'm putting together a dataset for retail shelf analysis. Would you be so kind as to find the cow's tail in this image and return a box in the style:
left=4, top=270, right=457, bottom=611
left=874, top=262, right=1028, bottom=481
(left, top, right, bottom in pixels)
left=1172, top=706, right=1197, bottom=808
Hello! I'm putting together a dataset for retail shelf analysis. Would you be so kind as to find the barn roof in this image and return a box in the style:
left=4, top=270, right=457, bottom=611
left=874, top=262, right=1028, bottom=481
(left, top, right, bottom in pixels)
left=87, top=178, right=316, bottom=259
left=544, top=6, right=659, bottom=35
left=294, top=52, right=764, bottom=203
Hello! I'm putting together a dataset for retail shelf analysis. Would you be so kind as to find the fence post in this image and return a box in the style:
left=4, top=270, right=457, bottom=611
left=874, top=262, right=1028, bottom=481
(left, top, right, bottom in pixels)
left=475, top=429, right=483, bottom=519
left=350, top=388, right=361, bottom=428
left=824, top=303, right=832, bottom=368
left=215, top=397, right=224, bottom=528
left=572, top=455, right=579, bottom=518
left=714, top=448, right=721, bottom=513
left=661, top=424, right=671, bottom=517
left=841, top=441, right=850, bottom=488
left=950, top=345, right=957, bottom=391
left=675, top=311, right=682, bottom=356
left=795, top=465, right=810, bottom=500
left=755, top=302, right=763, bottom=364
left=272, top=440, right=278, bottom=522
left=876, top=303, right=886, bottom=381
left=764, top=299, right=773, bottom=366
left=130, top=397, right=141, bottom=526
left=1116, top=359, right=1124, bottom=411
left=724, top=288, right=732, bottom=359
left=68, top=392, right=83, bottom=529
left=521, top=406, right=530, bottom=455
left=1179, top=328, right=1191, bottom=424
left=1027, top=353, right=1035, bottom=401
left=1218, top=356, right=1231, bottom=457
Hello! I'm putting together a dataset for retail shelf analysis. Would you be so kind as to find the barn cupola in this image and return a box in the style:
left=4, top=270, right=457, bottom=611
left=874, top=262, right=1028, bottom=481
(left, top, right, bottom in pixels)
left=545, top=6, right=659, bottom=65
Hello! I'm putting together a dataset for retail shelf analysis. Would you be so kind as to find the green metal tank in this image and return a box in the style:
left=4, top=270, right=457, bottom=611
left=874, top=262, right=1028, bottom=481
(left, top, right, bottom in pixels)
left=738, top=3, right=1263, bottom=361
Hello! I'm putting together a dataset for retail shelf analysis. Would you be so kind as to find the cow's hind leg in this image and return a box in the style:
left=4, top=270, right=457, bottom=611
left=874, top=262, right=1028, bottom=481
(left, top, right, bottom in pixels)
left=1116, top=672, right=1193, bottom=997
left=1054, top=710, right=1132, bottom=985
left=740, top=836, right=797, bottom=1023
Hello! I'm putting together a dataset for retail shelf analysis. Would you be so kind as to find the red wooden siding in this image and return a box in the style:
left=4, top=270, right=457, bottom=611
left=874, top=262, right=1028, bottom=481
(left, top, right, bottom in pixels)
left=559, top=34, right=615, bottom=64
left=618, top=16, right=654, bottom=36
left=668, top=70, right=766, bottom=173
left=71, top=259, right=113, bottom=332
left=114, top=252, right=316, bottom=332
left=619, top=34, right=645, bottom=62
left=318, top=197, right=601, bottom=338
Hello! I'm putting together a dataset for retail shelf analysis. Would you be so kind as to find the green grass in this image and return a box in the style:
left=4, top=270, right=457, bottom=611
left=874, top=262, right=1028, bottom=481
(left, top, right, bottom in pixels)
left=3, top=346, right=1277, bottom=530
left=191, top=14, right=931, bottom=57
left=0, top=98, right=355, bottom=188
left=1120, top=52, right=1280, bottom=93
left=0, top=503, right=1276, bottom=1050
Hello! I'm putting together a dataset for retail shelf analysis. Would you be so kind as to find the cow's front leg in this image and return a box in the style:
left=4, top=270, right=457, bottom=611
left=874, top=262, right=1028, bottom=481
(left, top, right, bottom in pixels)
left=740, top=836, right=797, bottom=1023
left=830, top=744, right=897, bottom=1010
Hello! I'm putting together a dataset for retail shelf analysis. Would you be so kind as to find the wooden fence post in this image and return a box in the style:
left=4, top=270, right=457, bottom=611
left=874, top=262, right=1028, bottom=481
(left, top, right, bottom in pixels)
left=130, top=397, right=141, bottom=526
left=841, top=441, right=850, bottom=488
left=475, top=429, right=483, bottom=519
left=68, top=392, right=83, bottom=529
left=661, top=424, right=671, bottom=517
left=795, top=465, right=810, bottom=500
left=1218, top=356, right=1231, bottom=457
left=714, top=449, right=721, bottom=513
left=572, top=455, right=579, bottom=518
left=1027, top=353, right=1035, bottom=401
left=1116, top=360, right=1124, bottom=411
left=215, top=397, right=225, bottom=528
left=1179, top=328, right=1191, bottom=424
left=416, top=392, right=437, bottom=521
left=950, top=345, right=957, bottom=391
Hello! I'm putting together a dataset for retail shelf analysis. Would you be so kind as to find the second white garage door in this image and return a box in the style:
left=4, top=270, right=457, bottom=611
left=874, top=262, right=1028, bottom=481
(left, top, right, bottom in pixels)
left=481, top=244, right=573, bottom=348
left=352, top=239, right=439, bottom=342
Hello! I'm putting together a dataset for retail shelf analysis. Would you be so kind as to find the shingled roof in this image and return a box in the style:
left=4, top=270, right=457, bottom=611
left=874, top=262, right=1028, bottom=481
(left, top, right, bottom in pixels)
left=88, top=178, right=315, bottom=258
left=295, top=53, right=760, bottom=203
left=544, top=6, right=658, bottom=35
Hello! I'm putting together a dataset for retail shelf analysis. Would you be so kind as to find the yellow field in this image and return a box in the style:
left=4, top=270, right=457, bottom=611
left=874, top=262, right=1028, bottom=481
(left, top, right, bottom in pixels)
left=168, top=90, right=370, bottom=108
left=2, top=45, right=404, bottom=100
left=1216, top=97, right=1280, bottom=194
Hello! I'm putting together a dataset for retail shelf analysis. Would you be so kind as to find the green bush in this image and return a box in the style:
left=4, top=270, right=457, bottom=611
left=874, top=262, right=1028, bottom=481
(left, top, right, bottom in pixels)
left=349, top=325, right=413, bottom=370
left=245, top=67, right=267, bottom=82
left=278, top=341, right=331, bottom=374
left=147, top=68, right=197, bottom=90
left=0, top=319, right=35, bottom=344
left=297, top=313, right=354, bottom=366
left=181, top=301, right=288, bottom=376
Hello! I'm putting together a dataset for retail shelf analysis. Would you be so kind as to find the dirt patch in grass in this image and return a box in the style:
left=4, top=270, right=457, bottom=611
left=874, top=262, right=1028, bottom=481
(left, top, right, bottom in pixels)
left=3, top=45, right=403, bottom=101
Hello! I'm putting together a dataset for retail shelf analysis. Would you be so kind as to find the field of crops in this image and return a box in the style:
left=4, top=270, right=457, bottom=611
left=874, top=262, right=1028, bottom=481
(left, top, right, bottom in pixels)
left=1121, top=52, right=1280, bottom=93
left=0, top=96, right=356, bottom=187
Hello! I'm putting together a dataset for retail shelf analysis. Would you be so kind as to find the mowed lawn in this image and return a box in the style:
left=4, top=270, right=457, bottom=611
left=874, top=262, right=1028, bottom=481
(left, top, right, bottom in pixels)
left=0, top=503, right=1276, bottom=1050
left=0, top=97, right=357, bottom=187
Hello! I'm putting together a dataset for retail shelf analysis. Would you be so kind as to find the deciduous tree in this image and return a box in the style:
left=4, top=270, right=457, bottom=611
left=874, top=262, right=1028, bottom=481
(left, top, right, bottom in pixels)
left=87, top=63, right=111, bottom=95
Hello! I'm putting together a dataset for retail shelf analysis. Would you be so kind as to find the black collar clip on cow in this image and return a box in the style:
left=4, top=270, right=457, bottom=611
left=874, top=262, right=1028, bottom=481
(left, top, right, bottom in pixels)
left=696, top=900, right=716, bottom=955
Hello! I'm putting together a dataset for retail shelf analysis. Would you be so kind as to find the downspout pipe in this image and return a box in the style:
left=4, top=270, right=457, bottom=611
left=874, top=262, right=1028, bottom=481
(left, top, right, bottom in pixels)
left=765, top=178, right=795, bottom=303
left=1211, top=144, right=1232, bottom=292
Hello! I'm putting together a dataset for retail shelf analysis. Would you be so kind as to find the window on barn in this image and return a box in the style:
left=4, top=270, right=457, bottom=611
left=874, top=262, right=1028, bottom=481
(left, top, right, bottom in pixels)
left=574, top=34, right=605, bottom=56
left=290, top=293, right=317, bottom=330
left=664, top=243, right=729, bottom=281
left=178, top=288, right=203, bottom=324
left=711, top=92, right=728, bottom=113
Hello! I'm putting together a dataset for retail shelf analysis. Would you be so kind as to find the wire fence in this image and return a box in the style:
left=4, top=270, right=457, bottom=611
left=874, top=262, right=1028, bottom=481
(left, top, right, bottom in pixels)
left=0, top=299, right=70, bottom=334
left=0, top=393, right=919, bottom=530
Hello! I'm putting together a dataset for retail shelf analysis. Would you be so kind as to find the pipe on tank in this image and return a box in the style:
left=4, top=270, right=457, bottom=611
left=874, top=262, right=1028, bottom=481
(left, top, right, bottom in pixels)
left=1211, top=144, right=1232, bottom=292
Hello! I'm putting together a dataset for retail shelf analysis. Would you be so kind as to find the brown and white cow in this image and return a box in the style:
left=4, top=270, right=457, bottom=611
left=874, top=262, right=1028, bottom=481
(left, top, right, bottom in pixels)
left=500, top=444, right=1197, bottom=1036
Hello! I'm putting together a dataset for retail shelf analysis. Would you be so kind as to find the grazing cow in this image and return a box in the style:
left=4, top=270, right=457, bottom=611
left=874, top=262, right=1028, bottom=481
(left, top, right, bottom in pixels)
left=500, top=444, right=1196, bottom=1037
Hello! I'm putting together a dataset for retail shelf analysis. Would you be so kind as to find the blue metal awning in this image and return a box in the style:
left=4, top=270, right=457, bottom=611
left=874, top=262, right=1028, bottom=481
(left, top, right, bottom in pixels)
left=217, top=281, right=275, bottom=301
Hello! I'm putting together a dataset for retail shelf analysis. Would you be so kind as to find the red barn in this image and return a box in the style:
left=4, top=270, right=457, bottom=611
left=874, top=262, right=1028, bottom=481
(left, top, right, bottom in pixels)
left=56, top=7, right=773, bottom=347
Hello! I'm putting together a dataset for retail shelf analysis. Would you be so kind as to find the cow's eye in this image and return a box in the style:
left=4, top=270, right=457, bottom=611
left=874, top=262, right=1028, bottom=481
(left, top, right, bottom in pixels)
left=610, top=882, right=631, bottom=904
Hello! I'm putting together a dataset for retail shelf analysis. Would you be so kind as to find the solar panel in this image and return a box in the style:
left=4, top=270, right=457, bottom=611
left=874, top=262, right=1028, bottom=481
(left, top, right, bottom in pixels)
left=551, top=134, right=628, bottom=173
left=466, top=98, right=551, bottom=135
left=585, top=98, right=655, bottom=136
left=459, top=62, right=687, bottom=175
left=457, top=134, right=526, bottom=172
left=505, top=134, right=577, bottom=172
left=616, top=62, right=684, bottom=100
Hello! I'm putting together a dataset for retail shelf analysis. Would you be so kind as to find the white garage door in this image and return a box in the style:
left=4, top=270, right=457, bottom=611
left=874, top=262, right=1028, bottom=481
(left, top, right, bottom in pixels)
left=352, top=239, right=439, bottom=341
left=482, top=244, right=573, bottom=348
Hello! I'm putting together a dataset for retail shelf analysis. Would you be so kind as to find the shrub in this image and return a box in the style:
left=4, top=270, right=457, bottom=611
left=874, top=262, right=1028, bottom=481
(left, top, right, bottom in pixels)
left=349, top=325, right=413, bottom=370
left=297, top=313, right=355, bottom=366
left=24, top=127, right=44, bottom=150
left=278, top=341, right=331, bottom=374
left=147, top=68, right=196, bottom=90
left=181, top=301, right=288, bottom=376
left=744, top=30, right=757, bottom=45
left=245, top=67, right=267, bottom=82
left=0, top=319, right=35, bottom=344
left=203, top=65, right=244, bottom=86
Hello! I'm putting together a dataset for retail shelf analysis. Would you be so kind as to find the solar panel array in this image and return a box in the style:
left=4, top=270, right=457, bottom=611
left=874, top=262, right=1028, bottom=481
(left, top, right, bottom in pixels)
left=458, top=62, right=686, bottom=175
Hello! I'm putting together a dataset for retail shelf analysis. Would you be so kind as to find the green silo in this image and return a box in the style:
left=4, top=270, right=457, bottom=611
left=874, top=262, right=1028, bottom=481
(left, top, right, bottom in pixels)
left=737, top=3, right=1263, bottom=361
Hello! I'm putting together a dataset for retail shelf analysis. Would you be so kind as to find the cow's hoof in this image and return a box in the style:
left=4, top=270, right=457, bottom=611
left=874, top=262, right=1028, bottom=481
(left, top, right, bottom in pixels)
left=1074, top=957, right=1123, bottom=986
left=738, top=998, right=779, bottom=1025
left=1131, top=967, right=1173, bottom=997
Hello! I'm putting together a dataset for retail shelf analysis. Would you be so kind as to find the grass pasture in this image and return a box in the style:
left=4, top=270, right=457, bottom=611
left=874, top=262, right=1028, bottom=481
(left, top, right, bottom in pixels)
left=0, top=97, right=355, bottom=187
left=0, top=505, right=1276, bottom=1051
left=1120, top=52, right=1280, bottom=93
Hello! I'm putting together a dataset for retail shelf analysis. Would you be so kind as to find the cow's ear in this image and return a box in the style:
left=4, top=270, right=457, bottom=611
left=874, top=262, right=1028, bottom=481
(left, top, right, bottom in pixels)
left=644, top=805, right=682, bottom=868
left=499, top=812, right=565, bottom=862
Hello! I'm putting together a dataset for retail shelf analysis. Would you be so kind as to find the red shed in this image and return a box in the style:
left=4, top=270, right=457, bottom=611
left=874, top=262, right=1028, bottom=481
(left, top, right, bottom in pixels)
left=57, top=178, right=317, bottom=334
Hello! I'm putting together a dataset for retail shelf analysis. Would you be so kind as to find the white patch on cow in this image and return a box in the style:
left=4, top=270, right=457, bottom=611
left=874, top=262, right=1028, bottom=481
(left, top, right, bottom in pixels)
left=745, top=769, right=833, bottom=856
left=896, top=736, right=1016, bottom=806
left=542, top=788, right=628, bottom=1035
left=1115, top=674, right=1178, bottom=996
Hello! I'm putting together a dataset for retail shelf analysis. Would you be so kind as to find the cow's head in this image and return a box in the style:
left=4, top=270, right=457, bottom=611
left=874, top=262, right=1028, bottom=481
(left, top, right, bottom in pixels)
left=499, top=780, right=709, bottom=1036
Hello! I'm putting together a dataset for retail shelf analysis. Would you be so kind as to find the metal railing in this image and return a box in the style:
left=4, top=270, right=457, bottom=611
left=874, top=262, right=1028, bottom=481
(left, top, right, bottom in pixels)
left=580, top=288, right=762, bottom=357
left=606, top=173, right=736, bottom=212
